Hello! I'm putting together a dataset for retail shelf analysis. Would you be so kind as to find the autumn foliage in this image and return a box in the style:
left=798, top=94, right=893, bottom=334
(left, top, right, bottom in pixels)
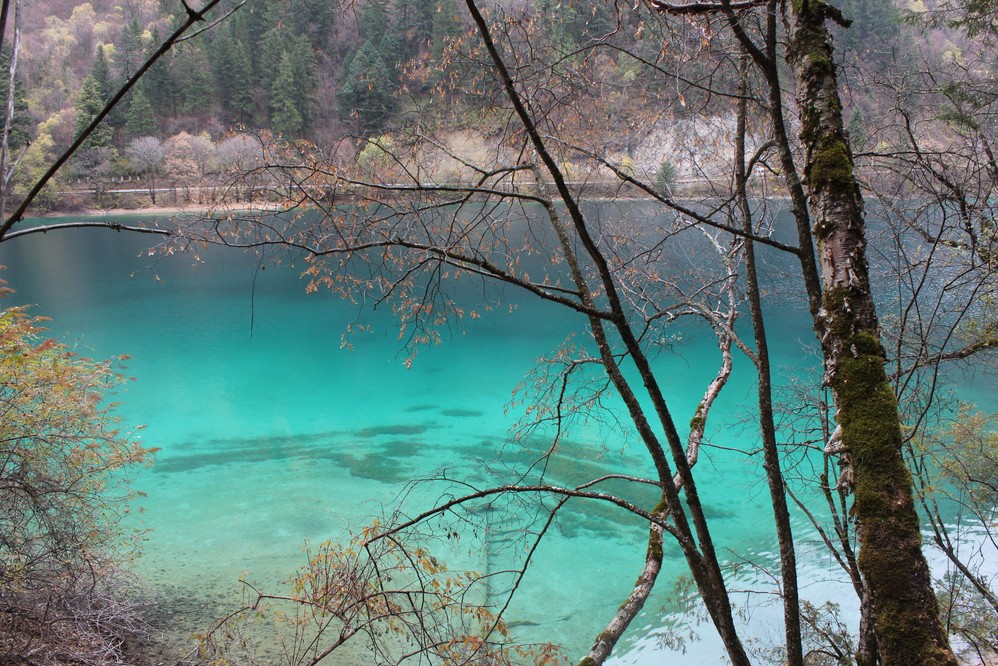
left=0, top=296, right=152, bottom=664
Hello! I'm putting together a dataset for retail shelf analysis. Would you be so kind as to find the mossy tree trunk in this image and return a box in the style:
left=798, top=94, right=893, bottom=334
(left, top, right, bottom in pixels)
left=785, top=3, right=957, bottom=664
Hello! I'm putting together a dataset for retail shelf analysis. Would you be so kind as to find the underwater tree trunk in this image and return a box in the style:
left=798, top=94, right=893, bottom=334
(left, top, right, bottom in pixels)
left=785, top=3, right=957, bottom=664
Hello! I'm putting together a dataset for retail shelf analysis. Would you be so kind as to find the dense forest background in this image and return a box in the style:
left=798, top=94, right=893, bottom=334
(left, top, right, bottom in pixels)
left=6, top=0, right=955, bottom=211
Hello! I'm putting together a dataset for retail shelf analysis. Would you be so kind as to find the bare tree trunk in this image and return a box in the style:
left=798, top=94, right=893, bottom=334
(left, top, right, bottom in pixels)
left=856, top=589, right=881, bottom=666
left=0, top=0, right=18, bottom=220
left=735, top=58, right=804, bottom=666
left=785, top=4, right=957, bottom=664
left=581, top=519, right=664, bottom=665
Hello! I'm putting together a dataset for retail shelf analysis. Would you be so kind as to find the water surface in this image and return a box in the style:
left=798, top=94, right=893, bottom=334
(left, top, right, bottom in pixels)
left=1, top=210, right=982, bottom=664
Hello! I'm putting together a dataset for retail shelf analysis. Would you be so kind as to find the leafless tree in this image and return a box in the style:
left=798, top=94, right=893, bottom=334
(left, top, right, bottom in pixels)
left=125, top=136, right=166, bottom=204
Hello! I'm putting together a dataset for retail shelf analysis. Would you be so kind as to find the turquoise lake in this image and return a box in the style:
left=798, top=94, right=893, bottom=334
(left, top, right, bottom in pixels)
left=0, top=211, right=989, bottom=664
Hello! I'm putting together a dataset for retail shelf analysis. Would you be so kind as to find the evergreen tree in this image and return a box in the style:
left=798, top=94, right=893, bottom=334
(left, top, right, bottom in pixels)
left=847, top=107, right=867, bottom=152
left=160, top=0, right=190, bottom=31
left=288, top=33, right=318, bottom=131
left=213, top=26, right=255, bottom=125
left=74, top=76, right=113, bottom=149
left=338, top=40, right=398, bottom=132
left=297, top=0, right=337, bottom=49
left=91, top=46, right=113, bottom=104
left=834, top=0, right=900, bottom=64
left=144, top=28, right=178, bottom=116
left=534, top=0, right=582, bottom=53
left=285, top=2, right=315, bottom=46
left=91, top=45, right=127, bottom=131
left=380, top=33, right=403, bottom=80
left=116, top=17, right=146, bottom=79
left=0, top=48, right=31, bottom=152
left=175, top=45, right=215, bottom=117
left=259, top=0, right=290, bottom=42
left=236, top=1, right=272, bottom=78
left=74, top=77, right=116, bottom=204
left=952, top=0, right=998, bottom=37
left=263, top=32, right=319, bottom=135
left=124, top=84, right=157, bottom=139
left=392, top=0, right=434, bottom=62
left=259, top=26, right=287, bottom=99
left=270, top=52, right=304, bottom=137
left=358, top=2, right=389, bottom=42
left=429, top=0, right=464, bottom=63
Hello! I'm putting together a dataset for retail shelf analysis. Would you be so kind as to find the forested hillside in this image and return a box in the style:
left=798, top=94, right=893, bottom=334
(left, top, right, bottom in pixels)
left=7, top=0, right=950, bottom=211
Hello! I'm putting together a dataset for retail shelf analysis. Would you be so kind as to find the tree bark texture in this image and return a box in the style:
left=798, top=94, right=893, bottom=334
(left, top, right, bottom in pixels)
left=785, top=3, right=957, bottom=664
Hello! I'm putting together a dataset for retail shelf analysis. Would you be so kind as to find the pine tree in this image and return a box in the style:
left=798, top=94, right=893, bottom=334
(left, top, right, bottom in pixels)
left=233, top=2, right=272, bottom=78
left=296, top=0, right=337, bottom=50
left=429, top=0, right=464, bottom=63
left=175, top=45, right=215, bottom=117
left=74, top=76, right=113, bottom=149
left=90, top=45, right=128, bottom=131
left=288, top=34, right=318, bottom=132
left=124, top=85, right=157, bottom=139
left=116, top=17, right=146, bottom=79
left=270, top=52, right=304, bottom=137
left=259, top=26, right=287, bottom=99
left=393, top=0, right=434, bottom=62
left=834, top=0, right=900, bottom=63
left=358, top=2, right=389, bottom=42
left=213, top=27, right=255, bottom=125
left=144, top=28, right=178, bottom=116
left=91, top=46, right=113, bottom=104
left=74, top=77, right=116, bottom=205
left=0, top=48, right=31, bottom=152
left=338, top=40, right=398, bottom=132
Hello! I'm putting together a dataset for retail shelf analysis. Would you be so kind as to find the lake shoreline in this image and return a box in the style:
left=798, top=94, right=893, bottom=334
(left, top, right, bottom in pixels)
left=35, top=202, right=286, bottom=220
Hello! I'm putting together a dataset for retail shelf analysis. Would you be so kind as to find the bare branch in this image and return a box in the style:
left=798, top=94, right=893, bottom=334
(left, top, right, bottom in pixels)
left=0, top=0, right=233, bottom=237
left=0, top=222, right=171, bottom=241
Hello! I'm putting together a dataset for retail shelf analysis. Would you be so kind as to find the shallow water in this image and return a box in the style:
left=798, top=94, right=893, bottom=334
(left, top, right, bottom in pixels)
left=0, top=212, right=989, bottom=664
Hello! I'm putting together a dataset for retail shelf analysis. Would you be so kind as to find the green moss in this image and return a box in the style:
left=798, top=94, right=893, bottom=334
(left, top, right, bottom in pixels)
left=646, top=536, right=663, bottom=563
left=852, top=331, right=882, bottom=356
left=578, top=657, right=596, bottom=666
left=689, top=403, right=707, bottom=431
left=806, top=51, right=834, bottom=77
left=810, top=137, right=854, bottom=192
left=831, top=339, right=955, bottom=662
